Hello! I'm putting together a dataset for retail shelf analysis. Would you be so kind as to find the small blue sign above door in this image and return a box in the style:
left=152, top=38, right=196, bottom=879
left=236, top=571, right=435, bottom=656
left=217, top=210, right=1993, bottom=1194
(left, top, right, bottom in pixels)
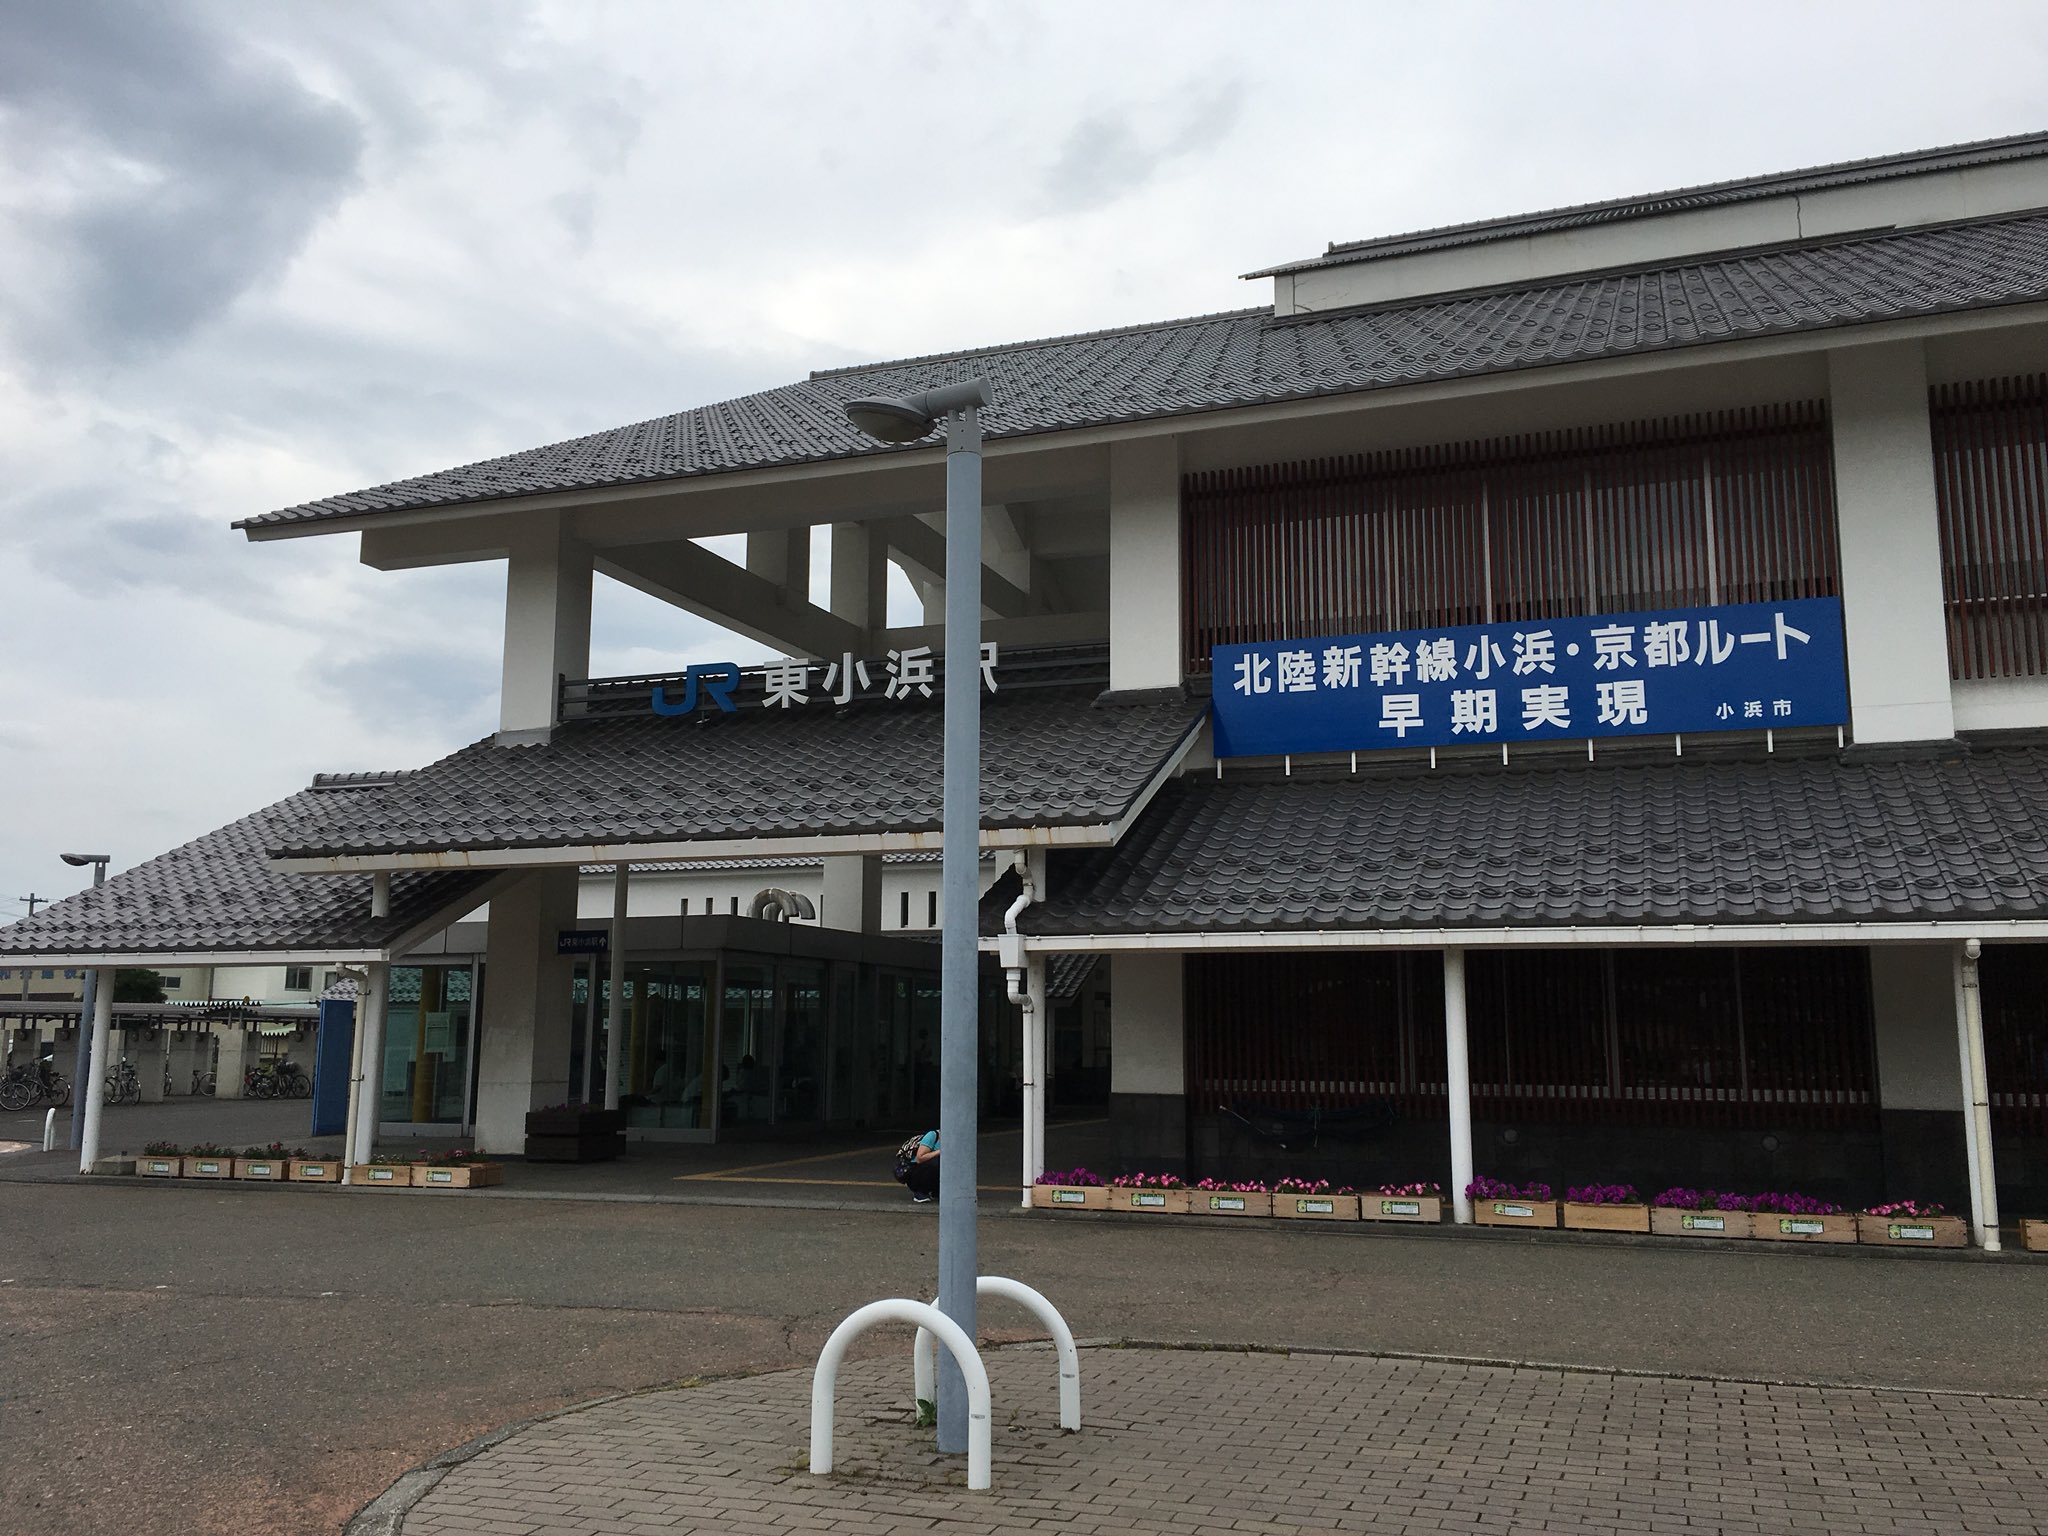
left=1211, top=597, right=1848, bottom=759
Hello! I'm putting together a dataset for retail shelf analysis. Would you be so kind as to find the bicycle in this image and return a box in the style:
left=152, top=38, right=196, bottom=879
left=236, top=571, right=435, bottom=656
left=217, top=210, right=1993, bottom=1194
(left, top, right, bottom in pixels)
left=190, top=1066, right=216, bottom=1096
left=0, top=1061, right=69, bottom=1111
left=104, top=1058, right=141, bottom=1107
left=273, top=1060, right=311, bottom=1099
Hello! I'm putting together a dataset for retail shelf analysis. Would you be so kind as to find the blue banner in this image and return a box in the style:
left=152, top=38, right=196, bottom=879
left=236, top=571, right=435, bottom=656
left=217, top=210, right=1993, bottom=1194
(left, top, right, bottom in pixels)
left=1211, top=598, right=1848, bottom=759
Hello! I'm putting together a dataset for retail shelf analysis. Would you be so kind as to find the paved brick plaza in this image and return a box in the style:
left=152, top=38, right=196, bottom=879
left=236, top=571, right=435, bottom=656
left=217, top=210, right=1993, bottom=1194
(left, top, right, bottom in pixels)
left=395, top=1345, right=2048, bottom=1535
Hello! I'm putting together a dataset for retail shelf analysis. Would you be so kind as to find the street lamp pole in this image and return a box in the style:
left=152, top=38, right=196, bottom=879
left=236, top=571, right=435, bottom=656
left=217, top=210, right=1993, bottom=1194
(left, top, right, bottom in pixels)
left=843, top=378, right=990, bottom=1456
left=60, top=854, right=109, bottom=1151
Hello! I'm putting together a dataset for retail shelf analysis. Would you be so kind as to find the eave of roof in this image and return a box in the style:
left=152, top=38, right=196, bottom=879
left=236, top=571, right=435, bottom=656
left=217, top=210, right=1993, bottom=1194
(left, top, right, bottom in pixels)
left=1247, top=129, right=2048, bottom=277
left=237, top=210, right=2048, bottom=536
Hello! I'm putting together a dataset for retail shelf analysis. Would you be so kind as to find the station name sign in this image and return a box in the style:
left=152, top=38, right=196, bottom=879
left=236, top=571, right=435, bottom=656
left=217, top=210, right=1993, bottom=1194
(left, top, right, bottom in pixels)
left=651, top=642, right=1000, bottom=717
left=1210, top=597, right=1848, bottom=759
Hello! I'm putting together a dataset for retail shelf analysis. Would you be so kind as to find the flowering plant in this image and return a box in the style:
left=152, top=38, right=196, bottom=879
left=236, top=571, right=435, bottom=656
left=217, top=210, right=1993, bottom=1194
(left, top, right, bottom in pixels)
left=1035, top=1168, right=1104, bottom=1187
left=1195, top=1177, right=1270, bottom=1193
left=1271, top=1176, right=1354, bottom=1195
left=418, top=1147, right=489, bottom=1165
left=1378, top=1181, right=1442, bottom=1198
left=1564, top=1183, right=1641, bottom=1206
left=241, top=1143, right=305, bottom=1159
left=1748, top=1191, right=1840, bottom=1216
left=1867, top=1199, right=1947, bottom=1218
left=1110, top=1171, right=1186, bottom=1189
left=143, top=1140, right=181, bottom=1156
left=186, top=1142, right=233, bottom=1157
left=1465, top=1176, right=1552, bottom=1202
left=1651, top=1188, right=1752, bottom=1212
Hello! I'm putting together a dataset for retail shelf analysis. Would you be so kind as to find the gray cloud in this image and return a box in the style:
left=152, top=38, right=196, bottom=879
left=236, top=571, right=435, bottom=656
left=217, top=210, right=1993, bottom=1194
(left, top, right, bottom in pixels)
left=0, top=1, right=364, bottom=366
left=1038, top=77, right=1246, bottom=214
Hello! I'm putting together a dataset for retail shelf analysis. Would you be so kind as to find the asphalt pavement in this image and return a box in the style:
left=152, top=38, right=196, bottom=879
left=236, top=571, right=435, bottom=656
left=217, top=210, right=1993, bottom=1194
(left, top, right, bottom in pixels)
left=3, top=1163, right=2044, bottom=1536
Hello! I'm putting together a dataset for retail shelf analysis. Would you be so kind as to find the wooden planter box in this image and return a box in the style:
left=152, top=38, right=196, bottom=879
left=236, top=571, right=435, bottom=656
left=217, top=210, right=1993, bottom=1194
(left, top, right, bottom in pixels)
left=1031, top=1184, right=1109, bottom=1211
left=1362, top=1194, right=1442, bottom=1224
left=413, top=1162, right=504, bottom=1189
left=289, top=1159, right=341, bottom=1183
left=1650, top=1207, right=1753, bottom=1239
left=349, top=1163, right=415, bottom=1189
left=234, top=1158, right=286, bottom=1181
left=1270, top=1192, right=1358, bottom=1221
left=1190, top=1190, right=1275, bottom=1217
left=1472, top=1198, right=1559, bottom=1229
left=2021, top=1219, right=2048, bottom=1253
left=1751, top=1211, right=1857, bottom=1244
left=1108, top=1186, right=1189, bottom=1214
left=1857, top=1213, right=1967, bottom=1248
left=183, top=1155, right=233, bottom=1180
left=523, top=1107, right=626, bottom=1163
left=137, top=1155, right=183, bottom=1178
left=1562, top=1201, right=1651, bottom=1234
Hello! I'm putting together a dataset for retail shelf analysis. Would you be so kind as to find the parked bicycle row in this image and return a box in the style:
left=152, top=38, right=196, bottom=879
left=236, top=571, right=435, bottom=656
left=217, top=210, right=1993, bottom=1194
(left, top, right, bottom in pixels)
left=1, top=1053, right=307, bottom=1110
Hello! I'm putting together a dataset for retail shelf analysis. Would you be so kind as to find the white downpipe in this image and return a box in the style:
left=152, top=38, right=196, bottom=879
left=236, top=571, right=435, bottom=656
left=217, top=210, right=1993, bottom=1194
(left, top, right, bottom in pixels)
left=1957, top=940, right=2002, bottom=1251
left=77, top=972, right=113, bottom=1174
left=348, top=963, right=389, bottom=1174
left=331, top=966, right=368, bottom=1170
left=915, top=1276, right=1080, bottom=1432
left=1445, top=948, right=1474, bottom=1225
left=1000, top=852, right=1038, bottom=1206
left=812, top=1298, right=990, bottom=1490
left=604, top=864, right=627, bottom=1111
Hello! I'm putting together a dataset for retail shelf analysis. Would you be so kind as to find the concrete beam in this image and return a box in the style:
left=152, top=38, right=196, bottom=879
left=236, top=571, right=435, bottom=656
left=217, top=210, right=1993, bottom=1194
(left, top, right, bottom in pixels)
left=597, top=541, right=862, bottom=660
left=878, top=515, right=1036, bottom=619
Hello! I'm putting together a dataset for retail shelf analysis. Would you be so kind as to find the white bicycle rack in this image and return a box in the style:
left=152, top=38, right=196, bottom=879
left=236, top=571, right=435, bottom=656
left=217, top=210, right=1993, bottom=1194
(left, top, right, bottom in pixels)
left=812, top=1298, right=992, bottom=1490
left=913, top=1276, right=1081, bottom=1433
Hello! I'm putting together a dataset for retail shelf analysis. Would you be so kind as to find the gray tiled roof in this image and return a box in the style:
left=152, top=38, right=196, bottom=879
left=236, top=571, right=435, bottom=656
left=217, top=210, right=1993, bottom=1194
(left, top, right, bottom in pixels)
left=1251, top=130, right=2048, bottom=275
left=0, top=787, right=492, bottom=959
left=271, top=685, right=1207, bottom=860
left=1015, top=742, right=2048, bottom=937
left=238, top=212, right=2048, bottom=533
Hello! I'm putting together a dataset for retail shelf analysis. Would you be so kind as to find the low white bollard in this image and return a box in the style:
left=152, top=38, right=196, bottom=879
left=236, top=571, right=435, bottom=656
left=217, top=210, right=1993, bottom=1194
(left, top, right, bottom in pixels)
left=914, top=1276, right=1081, bottom=1432
left=43, top=1108, right=56, bottom=1153
left=813, top=1298, right=991, bottom=1490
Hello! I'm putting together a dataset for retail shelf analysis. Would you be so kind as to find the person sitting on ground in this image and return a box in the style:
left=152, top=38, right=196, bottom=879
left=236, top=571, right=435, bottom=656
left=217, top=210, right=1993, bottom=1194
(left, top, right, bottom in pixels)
left=902, top=1128, right=940, bottom=1203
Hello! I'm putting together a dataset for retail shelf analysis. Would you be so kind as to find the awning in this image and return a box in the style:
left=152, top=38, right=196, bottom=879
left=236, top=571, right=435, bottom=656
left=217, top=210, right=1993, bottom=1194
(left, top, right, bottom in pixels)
left=993, top=736, right=2048, bottom=949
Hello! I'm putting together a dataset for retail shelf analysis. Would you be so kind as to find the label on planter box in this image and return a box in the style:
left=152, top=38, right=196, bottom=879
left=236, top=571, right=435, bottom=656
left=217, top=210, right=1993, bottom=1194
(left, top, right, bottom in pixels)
left=368, top=1168, right=397, bottom=1182
left=1780, top=1218, right=1825, bottom=1235
left=195, top=1161, right=223, bottom=1175
left=144, top=1160, right=173, bottom=1174
left=1889, top=1223, right=1935, bottom=1241
left=1682, top=1214, right=1727, bottom=1232
left=1132, top=1191, right=1167, bottom=1208
left=1495, top=1203, right=1535, bottom=1218
left=246, top=1163, right=274, bottom=1176
left=1382, top=1200, right=1421, bottom=1216
left=1207, top=1195, right=1247, bottom=1212
left=1051, top=1188, right=1085, bottom=1204
left=427, top=1170, right=455, bottom=1184
left=299, top=1165, right=328, bottom=1177
left=1294, top=1199, right=1334, bottom=1215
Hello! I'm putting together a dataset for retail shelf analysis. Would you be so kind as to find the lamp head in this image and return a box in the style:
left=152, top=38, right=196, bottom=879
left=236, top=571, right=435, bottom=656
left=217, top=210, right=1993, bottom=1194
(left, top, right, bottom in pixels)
left=60, top=853, right=109, bottom=868
left=843, top=397, right=936, bottom=443
left=842, top=378, right=992, bottom=444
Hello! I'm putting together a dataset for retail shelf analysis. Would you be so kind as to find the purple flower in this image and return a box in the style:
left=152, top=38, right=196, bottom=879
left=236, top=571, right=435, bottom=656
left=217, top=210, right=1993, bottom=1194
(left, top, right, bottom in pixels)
left=1565, top=1183, right=1640, bottom=1206
left=1034, top=1168, right=1104, bottom=1187
left=1465, top=1176, right=1552, bottom=1202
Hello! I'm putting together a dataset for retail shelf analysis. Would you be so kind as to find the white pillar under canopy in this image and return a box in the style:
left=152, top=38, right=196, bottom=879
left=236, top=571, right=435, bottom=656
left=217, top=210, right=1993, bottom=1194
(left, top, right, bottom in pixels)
left=76, top=971, right=114, bottom=1174
left=605, top=863, right=628, bottom=1111
left=1955, top=940, right=2002, bottom=1251
left=1444, top=948, right=1474, bottom=1225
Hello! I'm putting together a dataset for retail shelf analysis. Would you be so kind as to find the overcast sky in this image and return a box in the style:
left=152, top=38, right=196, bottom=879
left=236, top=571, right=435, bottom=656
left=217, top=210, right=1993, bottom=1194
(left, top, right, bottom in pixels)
left=2, top=0, right=2046, bottom=917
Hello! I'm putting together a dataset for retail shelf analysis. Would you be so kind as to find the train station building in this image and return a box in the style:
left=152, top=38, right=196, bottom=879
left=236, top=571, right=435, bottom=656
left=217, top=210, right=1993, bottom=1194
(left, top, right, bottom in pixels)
left=7, top=132, right=2048, bottom=1233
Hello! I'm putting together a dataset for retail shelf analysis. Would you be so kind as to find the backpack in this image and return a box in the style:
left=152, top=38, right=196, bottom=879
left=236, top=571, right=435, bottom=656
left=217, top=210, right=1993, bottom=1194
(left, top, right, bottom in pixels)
left=892, top=1136, right=925, bottom=1182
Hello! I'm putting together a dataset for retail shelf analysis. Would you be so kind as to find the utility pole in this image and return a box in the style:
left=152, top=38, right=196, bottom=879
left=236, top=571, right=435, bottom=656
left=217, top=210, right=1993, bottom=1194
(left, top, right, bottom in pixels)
left=17, top=894, right=45, bottom=917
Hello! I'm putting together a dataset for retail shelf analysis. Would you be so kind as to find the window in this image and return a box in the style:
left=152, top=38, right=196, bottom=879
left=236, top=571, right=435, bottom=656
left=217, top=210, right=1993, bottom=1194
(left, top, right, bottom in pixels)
left=1182, top=401, right=1838, bottom=670
left=1933, top=374, right=2048, bottom=679
left=927, top=890, right=938, bottom=928
left=704, top=896, right=714, bottom=914
left=284, top=966, right=312, bottom=991
left=729, top=896, right=739, bottom=915
left=160, top=976, right=182, bottom=990
left=63, top=969, right=77, bottom=979
left=899, top=890, right=911, bottom=928
left=321, top=972, right=339, bottom=992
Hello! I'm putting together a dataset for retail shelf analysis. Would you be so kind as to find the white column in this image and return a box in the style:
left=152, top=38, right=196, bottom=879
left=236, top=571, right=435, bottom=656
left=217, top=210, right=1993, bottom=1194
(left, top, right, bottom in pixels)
left=821, top=857, right=881, bottom=933
left=1828, top=342, right=1956, bottom=745
left=829, top=520, right=887, bottom=642
left=134, top=1024, right=168, bottom=1103
left=1020, top=951, right=1048, bottom=1207
left=498, top=516, right=593, bottom=742
left=580, top=958, right=599, bottom=1102
left=76, top=971, right=114, bottom=1174
left=1445, top=948, right=1474, bottom=1225
left=215, top=1022, right=249, bottom=1098
left=349, top=963, right=389, bottom=1168
left=1955, top=941, right=2002, bottom=1251
left=605, top=864, right=628, bottom=1111
left=1108, top=436, right=1182, bottom=692
left=747, top=525, right=812, bottom=594
left=474, top=868, right=580, bottom=1152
